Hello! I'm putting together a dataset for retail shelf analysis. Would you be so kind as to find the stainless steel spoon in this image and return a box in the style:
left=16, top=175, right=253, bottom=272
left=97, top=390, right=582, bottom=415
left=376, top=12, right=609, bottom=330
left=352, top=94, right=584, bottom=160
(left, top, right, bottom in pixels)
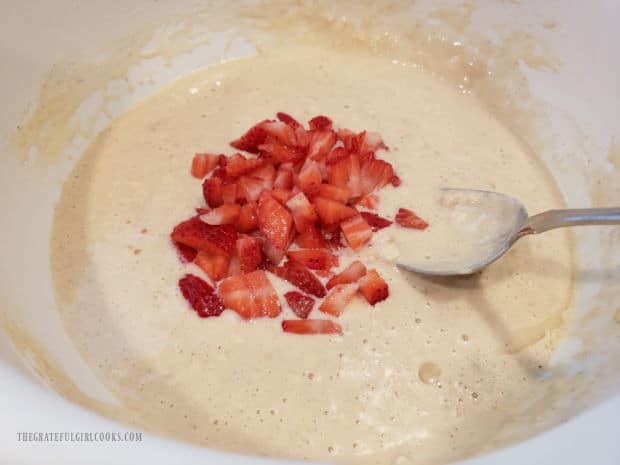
left=398, top=189, right=620, bottom=276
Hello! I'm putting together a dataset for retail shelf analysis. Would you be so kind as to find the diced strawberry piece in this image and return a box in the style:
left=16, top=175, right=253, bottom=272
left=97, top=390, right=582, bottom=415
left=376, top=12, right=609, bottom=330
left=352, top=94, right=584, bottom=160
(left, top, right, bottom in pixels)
left=221, top=183, right=238, bottom=204
left=251, top=164, right=276, bottom=188
left=327, top=155, right=362, bottom=198
left=360, top=212, right=393, bottom=231
left=287, top=249, right=338, bottom=270
left=270, top=262, right=326, bottom=298
left=191, top=153, right=221, bottom=179
left=326, top=261, right=367, bottom=290
left=295, top=225, right=328, bottom=249
left=236, top=202, right=258, bottom=233
left=395, top=208, right=429, bottom=230
left=274, top=165, right=294, bottom=189
left=340, top=214, right=373, bottom=251
left=271, top=188, right=294, bottom=205
left=338, top=129, right=362, bottom=152
left=286, top=192, right=318, bottom=233
left=314, top=269, right=334, bottom=279
left=236, top=235, right=262, bottom=274
left=218, top=274, right=258, bottom=319
left=308, top=115, right=333, bottom=131
left=171, top=217, right=236, bottom=256
left=226, top=153, right=264, bottom=177
left=308, top=130, right=337, bottom=160
left=230, top=120, right=269, bottom=153
left=237, top=176, right=264, bottom=203
left=358, top=269, right=389, bottom=305
left=284, top=291, right=315, bottom=319
left=319, top=283, right=359, bottom=316
left=245, top=270, right=281, bottom=317
left=178, top=274, right=224, bottom=318
left=360, top=131, right=388, bottom=155
left=356, top=194, right=380, bottom=210
left=321, top=225, right=344, bottom=250
left=257, top=191, right=294, bottom=263
left=259, top=120, right=297, bottom=146
left=195, top=252, right=230, bottom=282
left=318, top=183, right=350, bottom=204
left=360, top=158, right=393, bottom=195
left=297, top=159, right=322, bottom=196
left=326, top=146, right=349, bottom=165
left=227, top=252, right=242, bottom=276
left=200, top=203, right=241, bottom=225
left=203, top=177, right=223, bottom=208
left=294, top=126, right=312, bottom=150
left=276, top=112, right=302, bottom=129
left=211, top=165, right=238, bottom=184
left=258, top=136, right=303, bottom=164
left=391, top=174, right=401, bottom=187
left=281, top=319, right=342, bottom=335
left=173, top=240, right=197, bottom=263
left=313, top=197, right=358, bottom=225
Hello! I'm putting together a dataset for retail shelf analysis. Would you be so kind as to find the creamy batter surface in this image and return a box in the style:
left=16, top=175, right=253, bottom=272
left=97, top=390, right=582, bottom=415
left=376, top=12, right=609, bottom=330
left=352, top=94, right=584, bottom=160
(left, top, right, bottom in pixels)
left=51, top=46, right=573, bottom=465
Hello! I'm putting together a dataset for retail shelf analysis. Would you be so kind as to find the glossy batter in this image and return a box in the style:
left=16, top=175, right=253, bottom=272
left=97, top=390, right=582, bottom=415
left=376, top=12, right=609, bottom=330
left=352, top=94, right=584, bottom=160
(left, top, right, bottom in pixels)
left=51, top=46, right=573, bottom=465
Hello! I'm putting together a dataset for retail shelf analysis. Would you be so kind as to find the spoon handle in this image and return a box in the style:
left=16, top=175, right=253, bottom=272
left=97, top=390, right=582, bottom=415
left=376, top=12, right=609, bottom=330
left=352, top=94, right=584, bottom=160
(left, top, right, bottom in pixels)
left=525, top=208, right=620, bottom=234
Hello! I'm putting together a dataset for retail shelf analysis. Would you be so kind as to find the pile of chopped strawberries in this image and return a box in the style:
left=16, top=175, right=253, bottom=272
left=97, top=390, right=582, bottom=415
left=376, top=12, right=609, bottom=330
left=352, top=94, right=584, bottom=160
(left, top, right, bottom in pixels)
left=171, top=113, right=428, bottom=335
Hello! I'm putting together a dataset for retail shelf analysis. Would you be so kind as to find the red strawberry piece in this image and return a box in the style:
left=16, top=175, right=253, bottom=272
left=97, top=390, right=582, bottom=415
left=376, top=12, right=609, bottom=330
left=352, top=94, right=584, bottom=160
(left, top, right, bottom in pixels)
left=321, top=225, right=344, bottom=250
left=326, top=146, right=349, bottom=165
left=327, top=155, right=362, bottom=198
left=360, top=158, right=393, bottom=195
left=308, top=130, right=337, bottom=160
left=227, top=251, right=242, bottom=276
left=203, top=177, right=224, bottom=208
left=319, top=283, right=359, bottom=317
left=359, top=131, right=388, bottom=154
left=271, top=188, right=294, bottom=205
left=356, top=194, right=380, bottom=210
left=314, top=269, right=334, bottom=279
left=251, top=164, right=276, bottom=188
left=270, top=261, right=326, bottom=298
left=308, top=115, right=333, bottom=131
left=259, top=120, right=297, bottom=146
left=230, top=120, right=269, bottom=153
left=340, top=214, right=373, bottom=251
left=258, top=136, right=303, bottom=164
left=237, top=176, right=264, bottom=203
left=360, top=212, right=393, bottom=231
left=191, top=153, right=220, bottom=179
left=245, top=270, right=281, bottom=317
left=284, top=291, right=315, bottom=319
left=318, top=183, right=350, bottom=204
left=295, top=225, right=328, bottom=249
left=395, top=208, right=429, bottom=230
left=358, top=269, right=389, bottom=305
left=236, top=235, right=262, bottom=274
left=171, top=217, right=236, bottom=256
left=281, top=319, right=342, bottom=335
left=200, top=203, right=241, bottom=225
left=286, top=192, right=318, bottom=233
left=294, top=126, right=312, bottom=150
left=257, top=191, right=294, bottom=263
left=287, top=248, right=338, bottom=270
left=225, top=153, right=264, bottom=177
left=195, top=251, right=230, bottom=282
left=391, top=174, right=401, bottom=187
left=173, top=240, right=197, bottom=263
left=297, top=159, right=322, bottom=196
left=337, top=129, right=362, bottom=152
left=236, top=202, right=258, bottom=233
left=221, top=182, right=239, bottom=204
left=218, top=274, right=259, bottom=319
left=274, top=165, right=294, bottom=189
left=178, top=274, right=224, bottom=318
left=326, top=261, right=367, bottom=290
left=276, top=112, right=302, bottom=129
left=313, top=197, right=358, bottom=225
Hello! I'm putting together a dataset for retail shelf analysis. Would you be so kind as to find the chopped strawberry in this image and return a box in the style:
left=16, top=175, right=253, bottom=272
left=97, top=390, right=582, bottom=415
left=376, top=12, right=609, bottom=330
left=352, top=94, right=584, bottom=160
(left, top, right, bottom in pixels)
left=173, top=240, right=197, bottom=263
left=313, top=197, right=358, bottom=225
left=259, top=120, right=297, bottom=146
left=171, top=217, right=236, bottom=256
left=326, top=146, right=349, bottom=165
left=296, top=159, right=322, bottom=196
left=257, top=191, right=294, bottom=263
left=251, top=164, right=276, bottom=188
left=270, top=261, right=326, bottom=297
left=308, top=115, right=333, bottom=131
left=359, top=131, right=388, bottom=155
left=340, top=214, right=373, bottom=251
left=203, top=177, right=223, bottom=208
left=356, top=194, right=380, bottom=210
left=327, top=155, right=362, bottom=198
left=294, top=126, right=312, bottom=150
left=284, top=291, right=314, bottom=319
left=295, top=225, right=328, bottom=249
left=221, top=183, right=238, bottom=204
left=230, top=120, right=269, bottom=153
left=236, top=235, right=262, bottom=274
left=271, top=188, right=294, bottom=205
left=258, top=136, right=303, bottom=164
left=227, top=252, right=242, bottom=276
left=358, top=269, right=389, bottom=305
left=225, top=153, right=264, bottom=177
left=321, top=225, right=344, bottom=250
left=191, top=153, right=220, bottom=178
left=318, top=183, right=350, bottom=204
left=286, top=192, right=318, bottom=233
left=195, top=252, right=230, bottom=282
left=391, top=174, right=401, bottom=187
left=308, top=130, right=337, bottom=160
left=319, top=283, right=359, bottom=317
left=237, top=176, right=264, bottom=203
left=274, top=165, right=294, bottom=189
left=287, top=249, right=338, bottom=270
left=218, top=274, right=258, bottom=319
left=395, top=208, right=429, bottom=230
left=326, top=261, right=367, bottom=289
left=245, top=270, right=281, bottom=317
left=360, top=158, right=393, bottom=195
left=236, top=202, right=258, bottom=233
left=276, top=112, right=302, bottom=129
left=314, top=269, right=334, bottom=279
left=360, top=212, right=393, bottom=231
left=178, top=274, right=224, bottom=318
left=281, top=319, right=342, bottom=335
left=200, top=203, right=241, bottom=225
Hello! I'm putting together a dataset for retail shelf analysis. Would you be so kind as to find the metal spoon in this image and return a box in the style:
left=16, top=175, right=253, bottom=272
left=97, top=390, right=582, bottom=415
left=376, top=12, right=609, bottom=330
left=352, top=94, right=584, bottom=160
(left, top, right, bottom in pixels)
left=398, top=188, right=620, bottom=276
